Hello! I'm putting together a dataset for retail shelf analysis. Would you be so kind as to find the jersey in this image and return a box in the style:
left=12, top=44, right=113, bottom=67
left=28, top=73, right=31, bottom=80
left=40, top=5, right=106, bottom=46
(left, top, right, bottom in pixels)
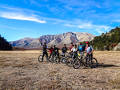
left=78, top=45, right=84, bottom=52
left=62, top=47, right=67, bottom=53
left=86, top=46, right=93, bottom=53
left=43, top=44, right=47, bottom=52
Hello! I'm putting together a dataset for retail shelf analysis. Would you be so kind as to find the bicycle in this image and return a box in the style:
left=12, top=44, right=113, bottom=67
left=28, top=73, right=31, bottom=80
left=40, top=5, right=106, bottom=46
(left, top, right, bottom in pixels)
left=73, top=52, right=98, bottom=69
left=49, top=52, right=60, bottom=64
left=85, top=54, right=98, bottom=68
left=65, top=52, right=78, bottom=67
left=73, top=52, right=86, bottom=69
left=59, top=52, right=69, bottom=64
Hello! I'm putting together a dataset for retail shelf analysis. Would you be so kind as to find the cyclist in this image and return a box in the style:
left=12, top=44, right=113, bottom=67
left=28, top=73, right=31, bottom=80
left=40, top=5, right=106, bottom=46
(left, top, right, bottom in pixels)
left=53, top=45, right=60, bottom=62
left=71, top=44, right=78, bottom=59
left=85, top=42, right=93, bottom=61
left=48, top=45, right=54, bottom=59
left=78, top=42, right=85, bottom=56
left=62, top=44, right=68, bottom=56
left=41, top=42, right=49, bottom=62
left=69, top=42, right=74, bottom=51
left=78, top=42, right=83, bottom=52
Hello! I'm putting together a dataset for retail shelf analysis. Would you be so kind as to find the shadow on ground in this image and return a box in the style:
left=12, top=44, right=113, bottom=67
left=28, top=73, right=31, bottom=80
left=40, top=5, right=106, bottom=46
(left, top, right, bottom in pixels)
left=97, top=63, right=119, bottom=68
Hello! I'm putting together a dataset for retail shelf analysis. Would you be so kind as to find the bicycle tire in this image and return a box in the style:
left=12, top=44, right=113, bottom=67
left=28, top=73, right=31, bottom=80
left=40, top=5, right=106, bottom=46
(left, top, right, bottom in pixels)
left=84, top=57, right=91, bottom=67
left=91, top=58, right=98, bottom=68
left=86, top=57, right=98, bottom=68
left=65, top=56, right=72, bottom=66
left=60, top=57, right=67, bottom=64
left=38, top=55, right=43, bottom=62
left=67, top=58, right=76, bottom=67
left=73, top=60, right=81, bottom=69
left=54, top=56, right=60, bottom=64
left=49, top=56, right=54, bottom=63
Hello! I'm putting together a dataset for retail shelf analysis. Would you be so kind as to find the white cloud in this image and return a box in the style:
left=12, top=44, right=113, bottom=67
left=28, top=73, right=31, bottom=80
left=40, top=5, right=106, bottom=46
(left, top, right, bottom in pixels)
left=64, top=22, right=112, bottom=34
left=0, top=12, right=46, bottom=23
left=78, top=23, right=112, bottom=34
left=0, top=6, right=113, bottom=35
left=113, top=19, right=120, bottom=22
left=78, top=23, right=92, bottom=29
left=64, top=23, right=75, bottom=27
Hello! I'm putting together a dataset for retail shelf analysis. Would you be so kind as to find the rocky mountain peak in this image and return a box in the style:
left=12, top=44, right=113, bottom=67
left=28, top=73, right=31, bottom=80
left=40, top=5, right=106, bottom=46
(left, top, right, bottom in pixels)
left=10, top=32, right=95, bottom=49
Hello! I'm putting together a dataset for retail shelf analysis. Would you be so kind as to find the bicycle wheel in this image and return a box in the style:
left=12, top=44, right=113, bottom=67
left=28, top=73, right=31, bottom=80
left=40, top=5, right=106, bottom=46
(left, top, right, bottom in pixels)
left=38, top=55, right=43, bottom=62
left=60, top=56, right=67, bottom=64
left=73, top=59, right=80, bottom=69
left=49, top=55, right=54, bottom=63
left=84, top=57, right=91, bottom=67
left=91, top=58, right=98, bottom=68
left=67, top=58, right=76, bottom=67
left=54, top=56, right=60, bottom=64
left=65, top=56, right=72, bottom=66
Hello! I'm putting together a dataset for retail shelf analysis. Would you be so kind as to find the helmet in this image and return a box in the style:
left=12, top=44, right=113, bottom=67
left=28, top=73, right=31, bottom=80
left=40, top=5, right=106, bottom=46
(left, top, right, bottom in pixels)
left=86, top=42, right=89, bottom=44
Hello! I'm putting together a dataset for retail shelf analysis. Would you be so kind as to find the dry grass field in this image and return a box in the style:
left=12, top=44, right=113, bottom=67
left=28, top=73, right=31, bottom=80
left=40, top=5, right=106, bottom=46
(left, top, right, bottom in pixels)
left=0, top=51, right=120, bottom=90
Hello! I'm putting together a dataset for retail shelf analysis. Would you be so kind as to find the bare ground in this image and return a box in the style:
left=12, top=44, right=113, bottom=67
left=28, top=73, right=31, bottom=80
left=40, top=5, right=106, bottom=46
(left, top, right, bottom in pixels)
left=0, top=51, right=120, bottom=90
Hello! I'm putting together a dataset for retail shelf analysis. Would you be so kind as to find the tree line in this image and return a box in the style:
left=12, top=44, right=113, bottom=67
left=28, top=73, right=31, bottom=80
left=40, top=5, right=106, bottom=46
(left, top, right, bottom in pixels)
left=0, top=35, right=12, bottom=50
left=91, top=27, right=120, bottom=50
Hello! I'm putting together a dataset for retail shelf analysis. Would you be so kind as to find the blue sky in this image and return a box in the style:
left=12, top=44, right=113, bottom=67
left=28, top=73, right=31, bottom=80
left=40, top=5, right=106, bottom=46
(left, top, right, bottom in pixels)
left=0, top=0, right=120, bottom=41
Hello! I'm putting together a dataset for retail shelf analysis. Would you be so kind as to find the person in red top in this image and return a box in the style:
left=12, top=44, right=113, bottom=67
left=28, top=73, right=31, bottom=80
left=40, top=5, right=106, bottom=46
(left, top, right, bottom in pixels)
left=48, top=46, right=54, bottom=58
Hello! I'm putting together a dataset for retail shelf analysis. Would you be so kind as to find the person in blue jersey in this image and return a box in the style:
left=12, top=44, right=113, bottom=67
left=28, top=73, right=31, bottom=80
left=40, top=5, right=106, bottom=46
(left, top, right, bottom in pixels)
left=78, top=42, right=84, bottom=53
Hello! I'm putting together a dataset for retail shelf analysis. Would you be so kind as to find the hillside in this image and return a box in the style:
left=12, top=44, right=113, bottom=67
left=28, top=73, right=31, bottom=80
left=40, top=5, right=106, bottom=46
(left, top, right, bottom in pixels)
left=92, top=27, right=120, bottom=50
left=10, top=32, right=95, bottom=49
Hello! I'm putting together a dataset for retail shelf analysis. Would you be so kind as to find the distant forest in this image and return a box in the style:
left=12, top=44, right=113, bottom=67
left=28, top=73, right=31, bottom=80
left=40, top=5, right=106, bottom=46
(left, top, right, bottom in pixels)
left=91, top=27, right=120, bottom=50
left=0, top=35, right=12, bottom=50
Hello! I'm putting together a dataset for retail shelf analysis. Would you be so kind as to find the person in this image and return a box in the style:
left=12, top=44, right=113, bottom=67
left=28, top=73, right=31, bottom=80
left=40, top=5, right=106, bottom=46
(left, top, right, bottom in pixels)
left=69, top=42, right=74, bottom=52
left=78, top=42, right=85, bottom=56
left=48, top=46, right=54, bottom=59
left=53, top=45, right=60, bottom=62
left=85, top=42, right=94, bottom=61
left=62, top=44, right=68, bottom=56
left=53, top=45, right=59, bottom=56
left=71, top=44, right=78, bottom=59
left=41, top=42, right=49, bottom=62
left=71, top=44, right=78, bottom=52
left=78, top=42, right=83, bottom=52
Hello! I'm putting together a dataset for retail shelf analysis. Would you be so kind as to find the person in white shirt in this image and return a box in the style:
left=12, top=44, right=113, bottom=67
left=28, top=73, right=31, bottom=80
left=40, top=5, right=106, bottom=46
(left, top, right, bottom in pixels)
left=71, top=44, right=78, bottom=52
left=71, top=44, right=78, bottom=59
left=85, top=42, right=94, bottom=61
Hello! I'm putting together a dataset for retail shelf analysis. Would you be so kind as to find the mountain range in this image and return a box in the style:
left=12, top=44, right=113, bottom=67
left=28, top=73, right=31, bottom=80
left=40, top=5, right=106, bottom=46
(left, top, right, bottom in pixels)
left=10, top=32, right=95, bottom=49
